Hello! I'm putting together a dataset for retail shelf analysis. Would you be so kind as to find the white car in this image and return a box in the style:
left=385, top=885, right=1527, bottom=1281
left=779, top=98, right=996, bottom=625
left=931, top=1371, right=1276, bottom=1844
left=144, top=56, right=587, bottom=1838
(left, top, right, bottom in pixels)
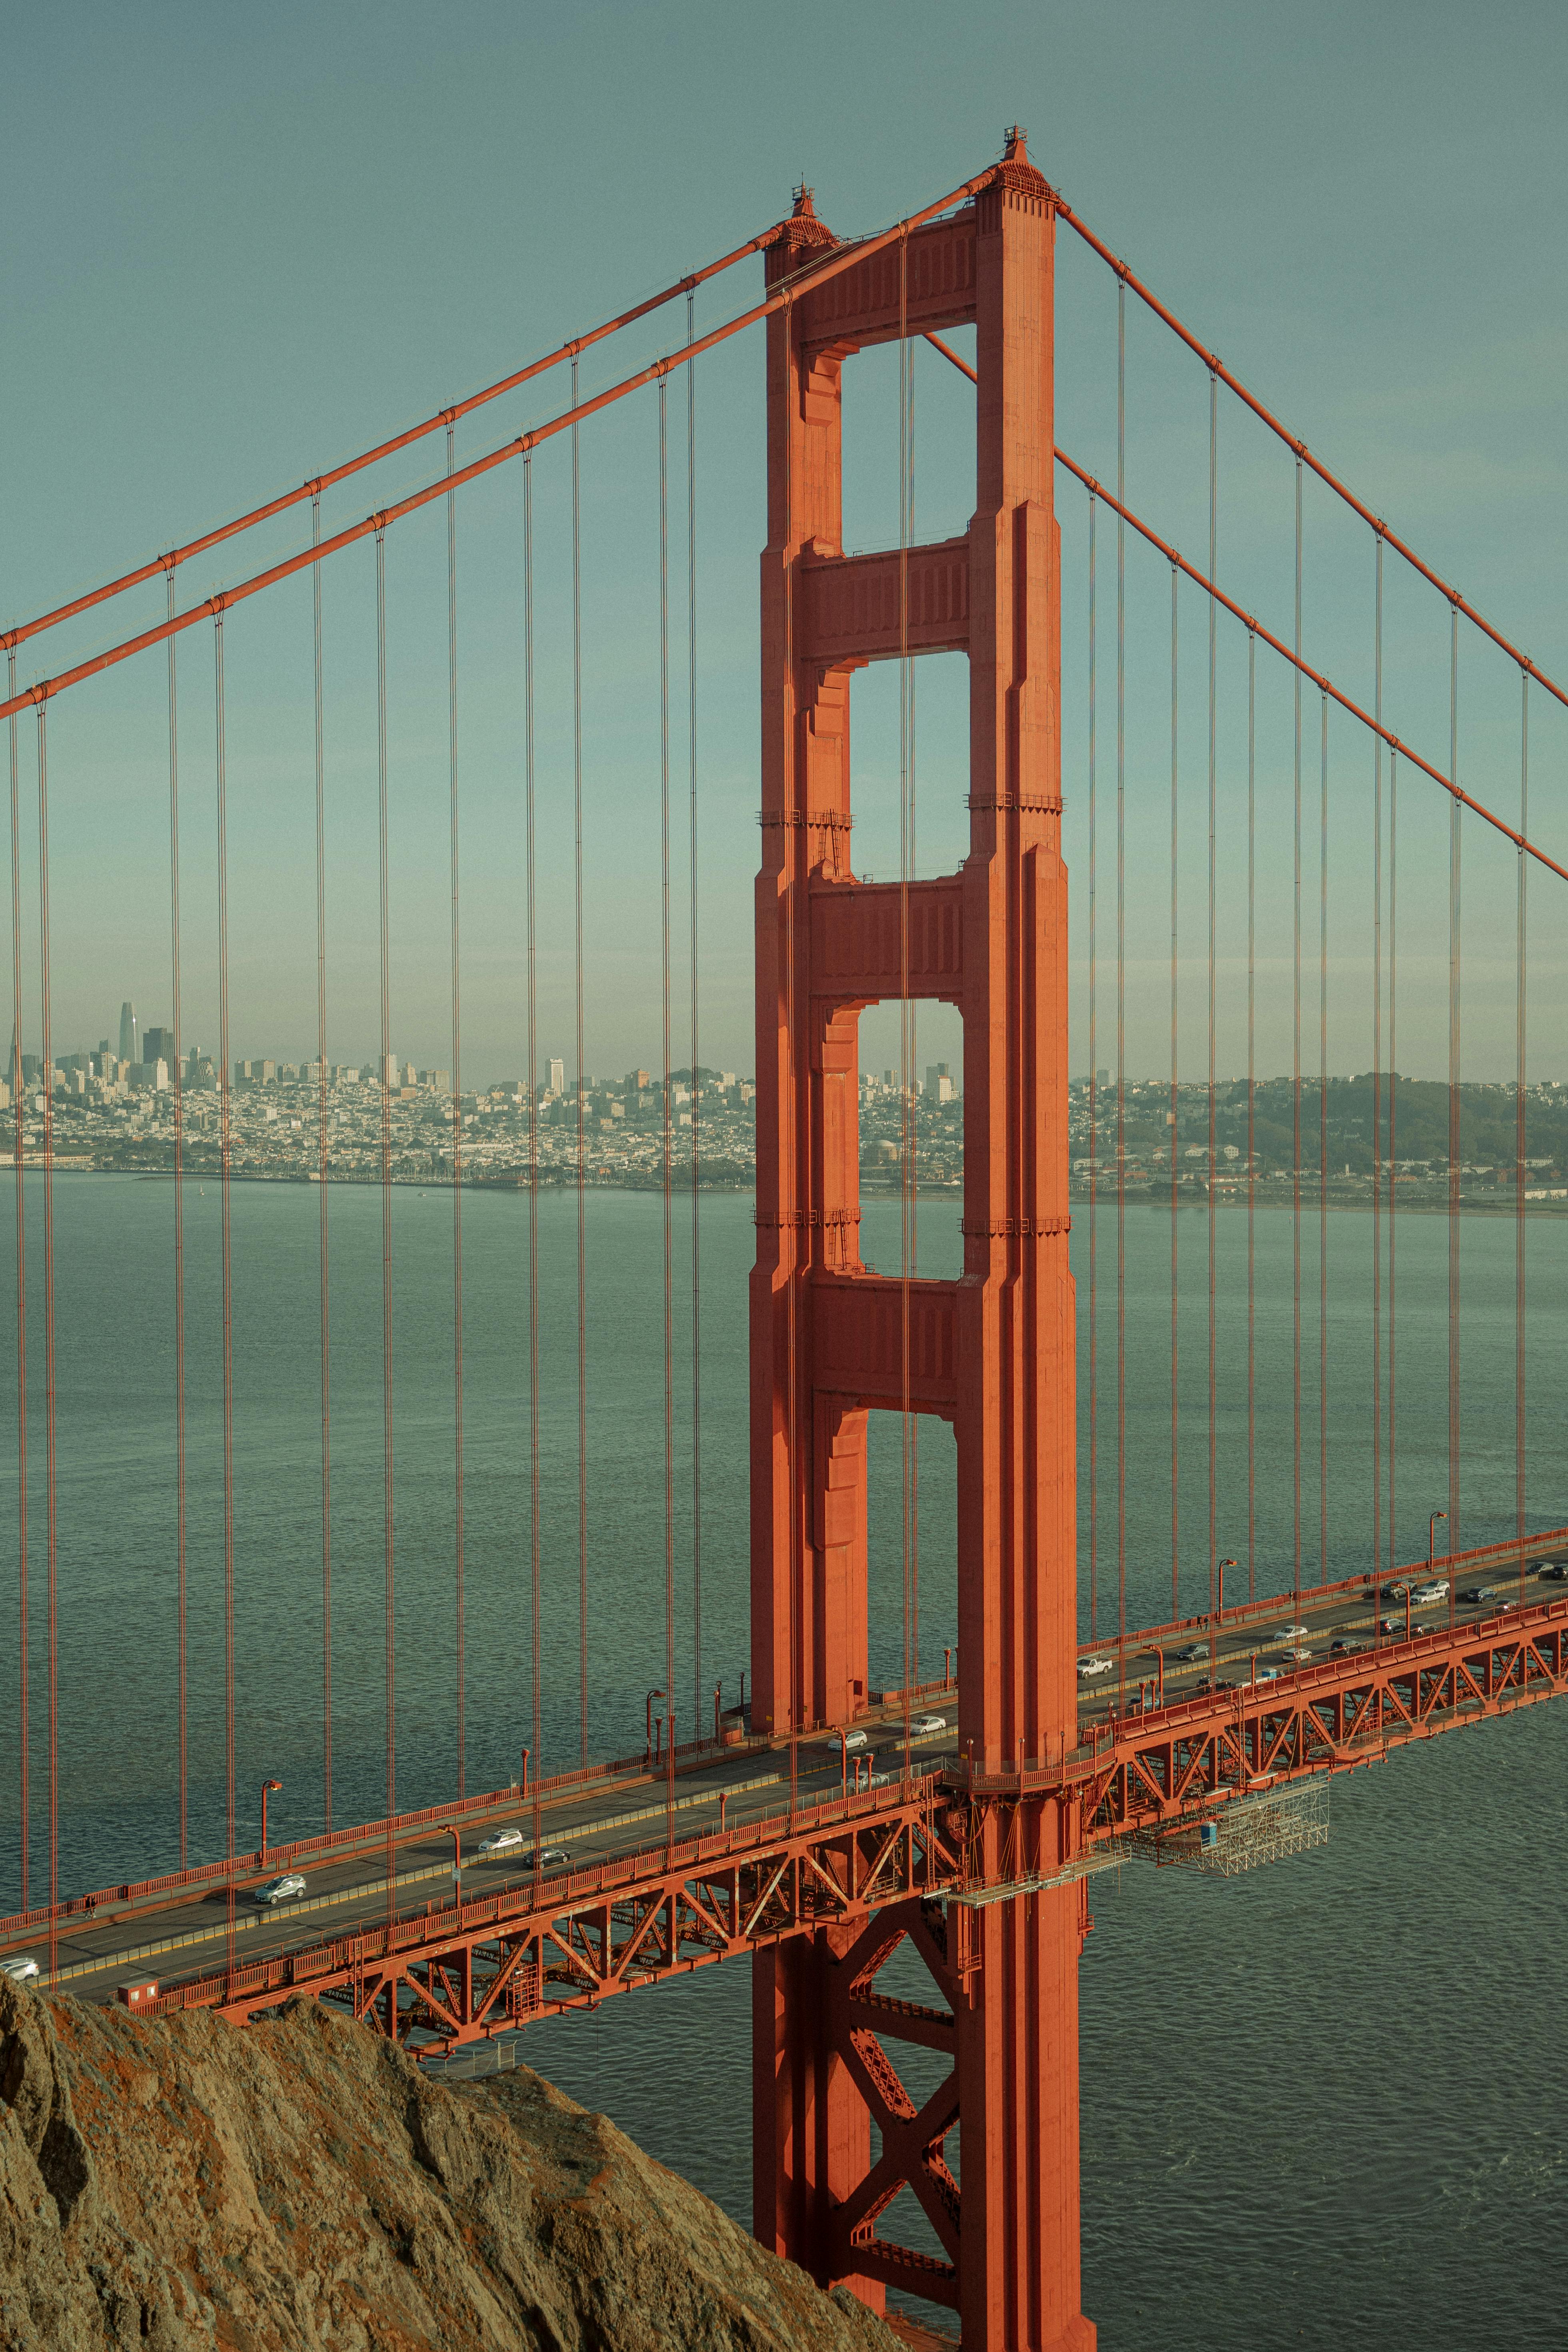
left=253, top=1873, right=306, bottom=1906
left=0, top=1955, right=39, bottom=1985
left=841, top=1729, right=870, bottom=1750
left=911, top=1714, right=948, bottom=1736
left=1282, top=1647, right=1314, bottom=1662
left=1276, top=1625, right=1309, bottom=1641
left=477, top=1826, right=525, bottom=1857
left=1077, top=1656, right=1115, bottom=1679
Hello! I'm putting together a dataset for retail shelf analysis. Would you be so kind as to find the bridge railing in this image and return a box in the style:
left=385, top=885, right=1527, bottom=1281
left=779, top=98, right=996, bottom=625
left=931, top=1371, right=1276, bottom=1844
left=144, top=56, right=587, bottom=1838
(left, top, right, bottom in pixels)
left=0, top=1724, right=768, bottom=1950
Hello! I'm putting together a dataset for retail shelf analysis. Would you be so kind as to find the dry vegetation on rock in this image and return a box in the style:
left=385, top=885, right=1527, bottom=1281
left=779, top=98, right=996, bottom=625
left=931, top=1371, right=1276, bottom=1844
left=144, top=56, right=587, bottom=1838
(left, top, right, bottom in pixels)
left=0, top=1979, right=902, bottom=2350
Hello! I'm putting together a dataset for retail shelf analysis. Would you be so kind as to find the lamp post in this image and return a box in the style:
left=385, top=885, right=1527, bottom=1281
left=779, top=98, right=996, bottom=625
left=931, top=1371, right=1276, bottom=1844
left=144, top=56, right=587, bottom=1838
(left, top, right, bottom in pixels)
left=646, top=1688, right=667, bottom=1765
left=1425, top=1510, right=1447, bottom=1639
left=260, top=1778, right=281, bottom=1866
left=1216, top=1559, right=1237, bottom=1669
left=1141, top=1647, right=1166, bottom=1708
left=443, top=1825, right=461, bottom=1907
left=519, top=1747, right=529, bottom=1797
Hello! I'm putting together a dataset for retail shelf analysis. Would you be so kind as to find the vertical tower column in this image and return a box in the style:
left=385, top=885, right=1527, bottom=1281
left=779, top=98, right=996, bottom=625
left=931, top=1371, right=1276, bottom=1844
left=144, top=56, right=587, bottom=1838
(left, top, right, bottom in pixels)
left=954, top=142, right=1094, bottom=2352
left=751, top=137, right=1094, bottom=2349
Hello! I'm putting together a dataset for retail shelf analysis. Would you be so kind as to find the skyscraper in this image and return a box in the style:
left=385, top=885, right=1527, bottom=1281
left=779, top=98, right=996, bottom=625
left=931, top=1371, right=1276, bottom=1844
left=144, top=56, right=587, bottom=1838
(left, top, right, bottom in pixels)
left=118, top=1002, right=138, bottom=1064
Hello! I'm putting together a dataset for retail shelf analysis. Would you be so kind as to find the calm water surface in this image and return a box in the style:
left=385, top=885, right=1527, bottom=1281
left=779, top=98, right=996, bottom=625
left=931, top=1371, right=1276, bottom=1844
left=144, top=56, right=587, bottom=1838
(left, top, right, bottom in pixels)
left=0, top=1174, right=1564, bottom=2347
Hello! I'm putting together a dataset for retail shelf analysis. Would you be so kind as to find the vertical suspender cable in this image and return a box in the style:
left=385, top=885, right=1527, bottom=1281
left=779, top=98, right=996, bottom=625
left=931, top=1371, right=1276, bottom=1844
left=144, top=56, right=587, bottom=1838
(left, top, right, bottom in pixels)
left=659, top=375, right=676, bottom=1845
left=571, top=359, right=589, bottom=1768
left=782, top=285, right=800, bottom=1815
left=1516, top=669, right=1528, bottom=1599
left=686, top=292, right=703, bottom=1738
left=1447, top=609, right=1461, bottom=1560
left=1388, top=751, right=1398, bottom=1573
left=447, top=423, right=466, bottom=1799
left=1115, top=277, right=1127, bottom=1673
left=1206, top=369, right=1217, bottom=1627
left=1371, top=540, right=1382, bottom=1606
left=1087, top=496, right=1098, bottom=1642
left=1169, top=563, right=1178, bottom=1621
left=1319, top=692, right=1329, bottom=1579
left=312, top=494, right=333, bottom=1829
left=1292, top=458, right=1303, bottom=1617
left=212, top=618, right=236, bottom=1972
left=525, top=455, right=542, bottom=1859
left=34, top=707, right=56, bottom=1979
left=898, top=246, right=918, bottom=1769
left=375, top=533, right=396, bottom=1919
left=1246, top=629, right=1256, bottom=1597
left=6, top=651, right=23, bottom=1910
left=167, top=573, right=188, bottom=1865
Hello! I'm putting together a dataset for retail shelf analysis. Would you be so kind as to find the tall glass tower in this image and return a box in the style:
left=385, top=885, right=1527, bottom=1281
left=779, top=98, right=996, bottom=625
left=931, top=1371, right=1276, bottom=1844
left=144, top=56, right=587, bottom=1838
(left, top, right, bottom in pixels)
left=118, top=1001, right=138, bottom=1065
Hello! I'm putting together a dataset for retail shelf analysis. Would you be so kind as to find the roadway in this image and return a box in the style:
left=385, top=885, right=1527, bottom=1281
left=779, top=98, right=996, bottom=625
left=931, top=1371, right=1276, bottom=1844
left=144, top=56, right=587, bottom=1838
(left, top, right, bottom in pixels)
left=13, top=1713, right=964, bottom=2009
left=13, top=1537, right=1563, bottom=2008
left=1075, top=1539, right=1565, bottom=1725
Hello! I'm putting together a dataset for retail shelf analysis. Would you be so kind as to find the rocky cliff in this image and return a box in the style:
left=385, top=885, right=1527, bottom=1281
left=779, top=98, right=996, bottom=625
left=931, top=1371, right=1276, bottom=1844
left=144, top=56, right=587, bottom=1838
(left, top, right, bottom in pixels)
left=0, top=1980, right=904, bottom=2351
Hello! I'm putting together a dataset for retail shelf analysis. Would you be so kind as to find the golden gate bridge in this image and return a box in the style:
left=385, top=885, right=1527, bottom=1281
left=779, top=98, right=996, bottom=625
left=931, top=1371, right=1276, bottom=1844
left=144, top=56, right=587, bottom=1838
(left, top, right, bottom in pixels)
left=3, top=129, right=1566, bottom=2348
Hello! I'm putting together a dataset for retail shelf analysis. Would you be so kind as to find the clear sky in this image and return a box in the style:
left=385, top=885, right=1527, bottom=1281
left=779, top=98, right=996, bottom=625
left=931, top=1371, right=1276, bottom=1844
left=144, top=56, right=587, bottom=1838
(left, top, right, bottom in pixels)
left=3, top=0, right=1566, bottom=1086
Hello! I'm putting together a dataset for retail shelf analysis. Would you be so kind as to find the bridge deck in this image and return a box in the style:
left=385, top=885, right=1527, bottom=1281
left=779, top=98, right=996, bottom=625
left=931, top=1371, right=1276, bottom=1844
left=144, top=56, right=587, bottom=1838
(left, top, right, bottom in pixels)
left=5, top=1531, right=1564, bottom=2038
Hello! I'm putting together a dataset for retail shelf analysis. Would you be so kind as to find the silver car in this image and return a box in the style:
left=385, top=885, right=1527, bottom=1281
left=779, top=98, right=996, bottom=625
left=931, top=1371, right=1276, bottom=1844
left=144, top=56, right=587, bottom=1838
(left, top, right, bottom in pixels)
left=911, top=1713, right=948, bottom=1735
left=0, top=1955, right=39, bottom=1985
left=254, top=1873, right=306, bottom=1906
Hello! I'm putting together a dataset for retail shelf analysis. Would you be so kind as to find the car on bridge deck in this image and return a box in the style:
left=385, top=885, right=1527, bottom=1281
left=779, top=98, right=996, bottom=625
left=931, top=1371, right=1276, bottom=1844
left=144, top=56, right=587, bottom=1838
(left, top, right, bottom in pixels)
left=477, top=1827, right=526, bottom=1857
left=1077, top=1655, right=1115, bottom=1679
left=1411, top=1580, right=1449, bottom=1605
left=1173, top=1643, right=1210, bottom=1664
left=841, top=1728, right=870, bottom=1749
left=1536, top=1561, right=1568, bottom=1581
left=253, top=1874, right=306, bottom=1906
left=1330, top=1639, right=1368, bottom=1656
left=1275, top=1625, right=1309, bottom=1641
left=911, top=1713, right=948, bottom=1735
left=523, top=1847, right=570, bottom=1872
left=1458, top=1585, right=1498, bottom=1605
left=0, top=1956, right=39, bottom=1985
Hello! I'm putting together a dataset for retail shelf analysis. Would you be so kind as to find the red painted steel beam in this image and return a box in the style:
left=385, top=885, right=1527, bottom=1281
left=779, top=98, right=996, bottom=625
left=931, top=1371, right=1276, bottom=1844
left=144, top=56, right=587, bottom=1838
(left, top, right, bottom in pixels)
left=134, top=1779, right=956, bottom=2035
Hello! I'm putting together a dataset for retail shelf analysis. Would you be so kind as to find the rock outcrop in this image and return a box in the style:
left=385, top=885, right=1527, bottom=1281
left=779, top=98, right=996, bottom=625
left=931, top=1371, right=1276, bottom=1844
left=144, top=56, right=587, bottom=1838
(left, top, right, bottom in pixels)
left=0, top=1979, right=902, bottom=2350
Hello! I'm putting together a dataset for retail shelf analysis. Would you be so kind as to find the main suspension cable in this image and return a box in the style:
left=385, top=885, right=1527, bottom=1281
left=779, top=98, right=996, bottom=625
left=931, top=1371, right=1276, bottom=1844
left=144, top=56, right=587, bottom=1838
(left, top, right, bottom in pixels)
left=1246, top=628, right=1256, bottom=1597
left=2, top=230, right=779, bottom=658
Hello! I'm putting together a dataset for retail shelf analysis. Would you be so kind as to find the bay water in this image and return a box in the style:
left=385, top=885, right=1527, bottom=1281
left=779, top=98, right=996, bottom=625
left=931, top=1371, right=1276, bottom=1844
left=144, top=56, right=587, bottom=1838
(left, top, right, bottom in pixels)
left=0, top=1172, right=1564, bottom=2347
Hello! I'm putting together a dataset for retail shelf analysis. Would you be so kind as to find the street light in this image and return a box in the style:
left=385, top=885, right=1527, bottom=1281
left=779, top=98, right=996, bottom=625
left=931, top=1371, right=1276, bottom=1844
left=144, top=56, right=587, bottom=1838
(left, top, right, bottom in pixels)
left=1217, top=1559, right=1237, bottom=1651
left=1428, top=1509, right=1448, bottom=1637
left=442, top=1825, right=461, bottom=1907
left=646, top=1688, right=667, bottom=1764
left=260, top=1778, right=282, bottom=1866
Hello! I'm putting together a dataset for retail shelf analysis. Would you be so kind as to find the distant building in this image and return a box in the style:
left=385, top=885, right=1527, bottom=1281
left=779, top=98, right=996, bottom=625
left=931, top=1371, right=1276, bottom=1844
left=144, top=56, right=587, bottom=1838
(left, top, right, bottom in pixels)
left=118, top=1002, right=138, bottom=1065
left=925, top=1063, right=956, bottom=1104
left=549, top=1057, right=566, bottom=1095
left=143, top=1025, right=175, bottom=1068
left=624, top=1066, right=649, bottom=1092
